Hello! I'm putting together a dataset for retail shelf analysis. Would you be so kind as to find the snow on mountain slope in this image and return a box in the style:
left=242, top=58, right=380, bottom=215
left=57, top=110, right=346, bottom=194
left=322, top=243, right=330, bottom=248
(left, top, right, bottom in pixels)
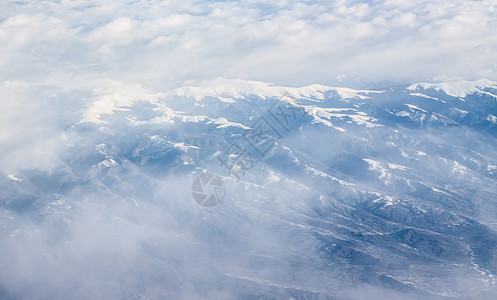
left=408, top=78, right=497, bottom=98
left=2, top=78, right=497, bottom=299
left=81, top=78, right=497, bottom=133
left=168, top=78, right=381, bottom=101
left=81, top=78, right=386, bottom=131
left=81, top=80, right=166, bottom=124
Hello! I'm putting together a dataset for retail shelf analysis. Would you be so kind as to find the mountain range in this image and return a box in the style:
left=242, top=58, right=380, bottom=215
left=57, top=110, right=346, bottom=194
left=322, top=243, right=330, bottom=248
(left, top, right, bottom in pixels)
left=1, top=78, right=497, bottom=299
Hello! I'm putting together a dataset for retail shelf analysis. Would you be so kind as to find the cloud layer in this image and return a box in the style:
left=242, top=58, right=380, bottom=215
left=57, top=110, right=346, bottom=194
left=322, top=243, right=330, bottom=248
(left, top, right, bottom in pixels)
left=2, top=1, right=497, bottom=298
left=1, top=0, right=496, bottom=91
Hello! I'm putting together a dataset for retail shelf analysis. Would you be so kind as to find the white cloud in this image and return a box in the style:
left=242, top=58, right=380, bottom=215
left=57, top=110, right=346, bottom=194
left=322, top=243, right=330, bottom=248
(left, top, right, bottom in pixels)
left=0, top=0, right=494, bottom=170
left=0, top=0, right=495, bottom=90
left=1, top=2, right=497, bottom=298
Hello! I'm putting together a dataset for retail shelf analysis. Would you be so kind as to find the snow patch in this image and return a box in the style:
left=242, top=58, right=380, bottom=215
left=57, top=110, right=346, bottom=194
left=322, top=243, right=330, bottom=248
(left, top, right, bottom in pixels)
left=98, top=158, right=118, bottom=168
left=409, top=93, right=441, bottom=102
left=487, top=115, right=497, bottom=124
left=416, top=151, right=427, bottom=156
left=168, top=78, right=382, bottom=102
left=408, top=79, right=497, bottom=98
left=173, top=143, right=200, bottom=151
left=207, top=117, right=251, bottom=130
left=363, top=158, right=390, bottom=181
left=373, top=196, right=396, bottom=207
left=453, top=161, right=469, bottom=174
left=305, top=166, right=353, bottom=186
left=388, top=163, right=410, bottom=170
left=7, top=174, right=22, bottom=182
left=487, top=164, right=497, bottom=175
left=405, top=104, right=427, bottom=113
left=82, top=80, right=165, bottom=124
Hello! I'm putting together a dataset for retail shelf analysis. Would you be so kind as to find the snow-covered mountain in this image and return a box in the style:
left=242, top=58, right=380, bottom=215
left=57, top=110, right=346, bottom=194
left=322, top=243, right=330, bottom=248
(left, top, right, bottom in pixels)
left=2, top=78, right=497, bottom=299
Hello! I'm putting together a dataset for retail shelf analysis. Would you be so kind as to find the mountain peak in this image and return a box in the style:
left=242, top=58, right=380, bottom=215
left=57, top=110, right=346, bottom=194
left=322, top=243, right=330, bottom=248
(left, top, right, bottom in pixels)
left=168, top=78, right=381, bottom=101
left=408, top=78, right=497, bottom=98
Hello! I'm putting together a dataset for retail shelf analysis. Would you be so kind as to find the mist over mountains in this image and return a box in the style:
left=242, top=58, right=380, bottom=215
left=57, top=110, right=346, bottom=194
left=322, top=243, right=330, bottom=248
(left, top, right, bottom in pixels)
left=2, top=0, right=497, bottom=298
left=1, top=78, right=497, bottom=299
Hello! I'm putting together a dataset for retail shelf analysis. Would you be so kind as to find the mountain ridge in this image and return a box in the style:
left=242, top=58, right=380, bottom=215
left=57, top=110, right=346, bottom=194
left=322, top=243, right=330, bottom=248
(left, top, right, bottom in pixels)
left=1, top=77, right=497, bottom=298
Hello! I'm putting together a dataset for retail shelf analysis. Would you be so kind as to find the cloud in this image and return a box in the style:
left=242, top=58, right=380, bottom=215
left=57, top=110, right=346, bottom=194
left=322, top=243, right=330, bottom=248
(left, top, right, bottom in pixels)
left=0, top=81, right=70, bottom=172
left=0, top=0, right=495, bottom=91
left=1, top=2, right=497, bottom=297
left=0, top=0, right=495, bottom=177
